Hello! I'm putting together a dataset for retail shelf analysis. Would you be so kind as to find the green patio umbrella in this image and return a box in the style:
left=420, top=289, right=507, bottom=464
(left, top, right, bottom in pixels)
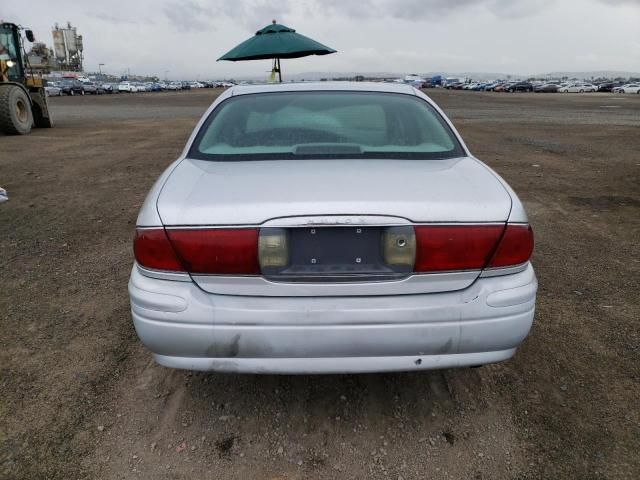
left=218, top=21, right=337, bottom=82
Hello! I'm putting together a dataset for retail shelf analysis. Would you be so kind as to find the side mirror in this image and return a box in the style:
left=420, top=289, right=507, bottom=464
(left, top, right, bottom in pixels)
left=25, top=30, right=35, bottom=42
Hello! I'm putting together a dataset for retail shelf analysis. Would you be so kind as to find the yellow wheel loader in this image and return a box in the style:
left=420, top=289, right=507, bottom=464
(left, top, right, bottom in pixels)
left=0, top=22, right=52, bottom=135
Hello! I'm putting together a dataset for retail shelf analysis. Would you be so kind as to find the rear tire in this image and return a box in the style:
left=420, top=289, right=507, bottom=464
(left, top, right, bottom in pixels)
left=0, top=85, right=33, bottom=135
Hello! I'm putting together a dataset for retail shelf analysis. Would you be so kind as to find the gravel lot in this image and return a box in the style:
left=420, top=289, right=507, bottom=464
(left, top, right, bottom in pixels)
left=1, top=88, right=638, bottom=480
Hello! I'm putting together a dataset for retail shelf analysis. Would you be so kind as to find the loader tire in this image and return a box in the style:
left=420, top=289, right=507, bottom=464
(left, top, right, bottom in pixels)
left=0, top=85, right=33, bottom=135
left=33, top=104, right=53, bottom=128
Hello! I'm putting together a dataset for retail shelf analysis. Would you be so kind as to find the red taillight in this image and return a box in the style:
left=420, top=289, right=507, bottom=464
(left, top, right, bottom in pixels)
left=166, top=228, right=259, bottom=275
left=489, top=224, right=534, bottom=268
left=414, top=225, right=504, bottom=272
left=413, top=224, right=533, bottom=273
left=134, top=228, right=184, bottom=272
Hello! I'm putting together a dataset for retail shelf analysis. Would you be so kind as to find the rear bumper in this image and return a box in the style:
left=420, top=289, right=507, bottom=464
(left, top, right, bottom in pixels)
left=129, top=263, right=537, bottom=374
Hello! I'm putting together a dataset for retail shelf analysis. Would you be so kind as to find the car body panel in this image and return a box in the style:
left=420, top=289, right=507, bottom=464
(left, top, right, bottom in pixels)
left=129, top=261, right=536, bottom=373
left=155, top=157, right=512, bottom=226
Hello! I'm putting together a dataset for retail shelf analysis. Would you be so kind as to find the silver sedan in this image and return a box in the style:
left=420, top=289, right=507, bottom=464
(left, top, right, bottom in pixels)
left=45, top=85, right=62, bottom=96
left=129, top=82, right=537, bottom=374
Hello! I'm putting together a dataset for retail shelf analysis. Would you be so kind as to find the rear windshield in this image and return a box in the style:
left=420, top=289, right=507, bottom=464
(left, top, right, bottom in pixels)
left=189, top=91, right=464, bottom=161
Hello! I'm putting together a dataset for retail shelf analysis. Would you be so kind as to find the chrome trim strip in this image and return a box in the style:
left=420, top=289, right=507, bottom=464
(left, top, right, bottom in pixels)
left=190, top=270, right=482, bottom=296
left=159, top=221, right=510, bottom=230
left=136, top=264, right=192, bottom=282
left=480, top=262, right=529, bottom=278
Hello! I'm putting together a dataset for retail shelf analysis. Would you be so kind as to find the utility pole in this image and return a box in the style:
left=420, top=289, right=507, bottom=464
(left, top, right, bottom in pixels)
left=98, top=63, right=105, bottom=75
left=164, top=70, right=169, bottom=81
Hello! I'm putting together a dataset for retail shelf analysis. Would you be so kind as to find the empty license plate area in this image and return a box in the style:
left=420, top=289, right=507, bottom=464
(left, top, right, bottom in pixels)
left=260, top=226, right=415, bottom=281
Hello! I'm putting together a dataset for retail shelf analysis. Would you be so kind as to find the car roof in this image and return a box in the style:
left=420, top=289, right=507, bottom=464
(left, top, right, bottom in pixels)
left=228, top=81, right=417, bottom=97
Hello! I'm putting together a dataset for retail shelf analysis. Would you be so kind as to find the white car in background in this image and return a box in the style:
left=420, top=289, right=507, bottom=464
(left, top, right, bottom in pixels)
left=45, top=83, right=62, bottom=96
left=559, top=83, right=596, bottom=93
left=118, top=82, right=138, bottom=93
left=617, top=83, right=640, bottom=94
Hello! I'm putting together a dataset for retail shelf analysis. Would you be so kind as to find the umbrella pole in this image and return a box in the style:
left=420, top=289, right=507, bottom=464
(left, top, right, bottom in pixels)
left=277, top=57, right=282, bottom=83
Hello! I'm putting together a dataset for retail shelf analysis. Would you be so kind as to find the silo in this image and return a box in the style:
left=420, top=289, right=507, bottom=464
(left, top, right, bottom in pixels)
left=52, top=29, right=66, bottom=61
left=63, top=28, right=77, bottom=55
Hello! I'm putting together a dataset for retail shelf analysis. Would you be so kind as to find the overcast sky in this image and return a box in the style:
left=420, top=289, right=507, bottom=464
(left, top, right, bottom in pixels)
left=3, top=0, right=640, bottom=79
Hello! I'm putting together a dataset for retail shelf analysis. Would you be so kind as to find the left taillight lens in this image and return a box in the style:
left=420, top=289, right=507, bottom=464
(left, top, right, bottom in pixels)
left=134, top=228, right=184, bottom=272
left=166, top=228, right=259, bottom=275
left=134, top=228, right=260, bottom=274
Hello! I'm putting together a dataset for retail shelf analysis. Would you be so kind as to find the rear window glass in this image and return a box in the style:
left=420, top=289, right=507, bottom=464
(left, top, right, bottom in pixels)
left=189, top=91, right=464, bottom=161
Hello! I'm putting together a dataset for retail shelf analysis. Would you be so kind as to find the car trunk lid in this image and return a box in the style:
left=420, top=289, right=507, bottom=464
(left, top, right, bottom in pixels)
left=156, top=157, right=512, bottom=296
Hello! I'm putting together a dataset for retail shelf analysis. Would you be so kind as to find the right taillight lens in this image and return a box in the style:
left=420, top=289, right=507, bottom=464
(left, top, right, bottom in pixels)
left=413, top=223, right=533, bottom=273
left=489, top=224, right=534, bottom=268
left=414, top=225, right=504, bottom=272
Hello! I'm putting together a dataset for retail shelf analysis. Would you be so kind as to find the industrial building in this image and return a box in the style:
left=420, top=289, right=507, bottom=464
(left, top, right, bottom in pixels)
left=25, top=21, right=83, bottom=74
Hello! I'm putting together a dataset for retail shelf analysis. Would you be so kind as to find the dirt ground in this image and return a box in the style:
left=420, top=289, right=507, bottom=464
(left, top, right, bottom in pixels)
left=1, top=88, right=638, bottom=480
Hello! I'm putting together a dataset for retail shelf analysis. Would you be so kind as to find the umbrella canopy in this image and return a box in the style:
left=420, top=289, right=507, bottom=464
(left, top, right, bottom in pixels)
left=218, top=22, right=336, bottom=61
left=218, top=21, right=336, bottom=82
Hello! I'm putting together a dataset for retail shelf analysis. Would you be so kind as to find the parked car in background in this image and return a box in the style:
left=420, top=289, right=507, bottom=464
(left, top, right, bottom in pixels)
left=118, top=82, right=138, bottom=93
left=101, top=83, right=119, bottom=94
left=559, top=83, right=596, bottom=93
left=81, top=82, right=99, bottom=95
left=534, top=83, right=559, bottom=93
left=505, top=81, right=534, bottom=92
left=45, top=83, right=62, bottom=96
left=129, top=82, right=537, bottom=374
left=596, top=82, right=623, bottom=92
left=167, top=82, right=181, bottom=90
left=616, top=83, right=640, bottom=94
left=493, top=82, right=514, bottom=92
left=60, top=79, right=85, bottom=96
left=483, top=82, right=503, bottom=91
left=470, top=83, right=489, bottom=91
